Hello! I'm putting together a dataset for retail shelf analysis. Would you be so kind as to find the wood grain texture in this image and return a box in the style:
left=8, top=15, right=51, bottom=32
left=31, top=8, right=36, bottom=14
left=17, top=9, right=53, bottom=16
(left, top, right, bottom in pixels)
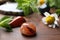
left=0, top=13, right=60, bottom=40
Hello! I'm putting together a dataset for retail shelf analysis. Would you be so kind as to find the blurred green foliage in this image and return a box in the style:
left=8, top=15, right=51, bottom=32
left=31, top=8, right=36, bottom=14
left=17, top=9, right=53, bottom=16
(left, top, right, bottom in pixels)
left=47, top=0, right=60, bottom=8
left=15, top=0, right=40, bottom=16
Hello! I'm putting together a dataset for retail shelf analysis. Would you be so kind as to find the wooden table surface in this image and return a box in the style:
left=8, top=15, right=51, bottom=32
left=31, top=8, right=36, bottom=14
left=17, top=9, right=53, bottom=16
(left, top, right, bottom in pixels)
left=0, top=13, right=60, bottom=40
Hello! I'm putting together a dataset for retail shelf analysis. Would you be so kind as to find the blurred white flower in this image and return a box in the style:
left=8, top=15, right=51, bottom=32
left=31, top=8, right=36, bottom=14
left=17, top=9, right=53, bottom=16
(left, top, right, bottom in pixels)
left=37, top=0, right=47, bottom=9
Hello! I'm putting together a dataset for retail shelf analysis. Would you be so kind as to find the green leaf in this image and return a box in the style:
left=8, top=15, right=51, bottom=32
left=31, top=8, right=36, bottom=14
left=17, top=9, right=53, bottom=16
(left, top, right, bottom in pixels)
left=0, top=16, right=11, bottom=22
left=47, top=0, right=60, bottom=8
left=56, top=9, right=60, bottom=15
left=0, top=16, right=13, bottom=32
left=47, top=0, right=56, bottom=7
left=15, top=0, right=39, bottom=16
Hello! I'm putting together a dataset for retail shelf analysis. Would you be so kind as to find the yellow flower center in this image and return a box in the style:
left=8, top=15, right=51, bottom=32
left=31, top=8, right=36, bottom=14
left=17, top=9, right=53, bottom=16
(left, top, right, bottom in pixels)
left=46, top=16, right=55, bottom=24
left=39, top=0, right=45, bottom=5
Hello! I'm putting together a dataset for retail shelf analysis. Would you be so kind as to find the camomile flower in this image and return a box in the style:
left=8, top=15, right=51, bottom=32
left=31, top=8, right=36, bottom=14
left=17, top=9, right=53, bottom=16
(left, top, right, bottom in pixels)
left=42, top=12, right=59, bottom=28
left=37, top=0, right=47, bottom=9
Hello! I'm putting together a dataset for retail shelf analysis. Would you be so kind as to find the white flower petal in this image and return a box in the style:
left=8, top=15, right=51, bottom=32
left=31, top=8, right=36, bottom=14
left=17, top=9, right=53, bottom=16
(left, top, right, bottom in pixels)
left=44, top=12, right=50, bottom=17
left=48, top=25, right=52, bottom=28
left=42, top=17, right=47, bottom=24
left=53, top=24, right=56, bottom=28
